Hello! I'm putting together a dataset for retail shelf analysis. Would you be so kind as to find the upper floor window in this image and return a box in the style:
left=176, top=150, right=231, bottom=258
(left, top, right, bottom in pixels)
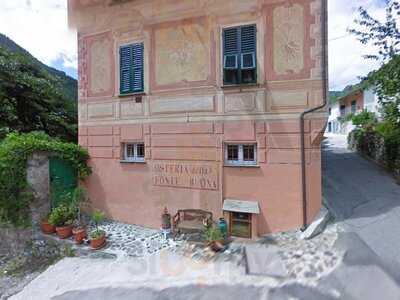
left=340, top=105, right=346, bottom=116
left=223, top=25, right=257, bottom=86
left=119, top=43, right=144, bottom=95
left=351, top=100, right=357, bottom=114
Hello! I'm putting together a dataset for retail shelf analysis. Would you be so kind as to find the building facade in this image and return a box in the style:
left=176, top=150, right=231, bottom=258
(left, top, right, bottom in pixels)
left=327, top=87, right=380, bottom=135
left=68, top=0, right=328, bottom=238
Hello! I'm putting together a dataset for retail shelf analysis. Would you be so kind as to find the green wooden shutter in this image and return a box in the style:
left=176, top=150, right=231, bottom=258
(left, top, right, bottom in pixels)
left=240, top=25, right=256, bottom=69
left=132, top=43, right=144, bottom=92
left=223, top=27, right=239, bottom=69
left=120, top=45, right=133, bottom=94
left=120, top=43, right=144, bottom=94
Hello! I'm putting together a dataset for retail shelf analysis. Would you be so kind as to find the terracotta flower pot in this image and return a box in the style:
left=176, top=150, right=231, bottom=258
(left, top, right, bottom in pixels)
left=56, top=225, right=73, bottom=239
left=72, top=228, right=87, bottom=244
left=40, top=220, right=56, bottom=234
left=210, top=240, right=224, bottom=252
left=90, top=233, right=106, bottom=250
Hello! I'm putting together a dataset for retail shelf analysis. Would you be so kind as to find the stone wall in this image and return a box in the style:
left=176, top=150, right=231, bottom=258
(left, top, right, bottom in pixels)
left=26, top=152, right=51, bottom=228
left=348, top=130, right=400, bottom=179
left=0, top=153, right=51, bottom=259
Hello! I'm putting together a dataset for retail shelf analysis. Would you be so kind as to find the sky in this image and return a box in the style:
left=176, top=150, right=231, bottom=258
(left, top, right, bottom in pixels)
left=0, top=0, right=390, bottom=91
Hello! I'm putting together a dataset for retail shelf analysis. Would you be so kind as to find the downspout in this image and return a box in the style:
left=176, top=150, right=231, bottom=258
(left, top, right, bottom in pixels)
left=300, top=0, right=328, bottom=231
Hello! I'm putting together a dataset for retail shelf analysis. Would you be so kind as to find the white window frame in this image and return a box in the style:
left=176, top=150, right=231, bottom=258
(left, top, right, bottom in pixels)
left=225, top=143, right=257, bottom=166
left=123, top=143, right=145, bottom=163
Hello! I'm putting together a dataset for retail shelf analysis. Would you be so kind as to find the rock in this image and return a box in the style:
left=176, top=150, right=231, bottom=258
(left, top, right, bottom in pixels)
left=300, top=206, right=331, bottom=240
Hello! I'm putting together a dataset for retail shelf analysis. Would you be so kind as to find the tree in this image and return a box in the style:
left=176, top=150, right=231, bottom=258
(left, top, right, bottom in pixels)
left=0, top=47, right=77, bottom=141
left=349, top=0, right=400, bottom=62
left=349, top=1, right=400, bottom=130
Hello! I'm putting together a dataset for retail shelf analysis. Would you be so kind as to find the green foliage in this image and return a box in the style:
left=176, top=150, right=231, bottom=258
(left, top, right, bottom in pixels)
left=62, top=186, right=88, bottom=226
left=89, top=229, right=105, bottom=240
left=0, top=46, right=77, bottom=141
left=48, top=204, right=76, bottom=227
left=90, top=210, right=105, bottom=236
left=204, top=225, right=224, bottom=242
left=0, top=132, right=91, bottom=226
left=349, top=1, right=400, bottom=170
left=349, top=1, right=400, bottom=62
left=350, top=110, right=377, bottom=128
left=0, top=33, right=78, bottom=103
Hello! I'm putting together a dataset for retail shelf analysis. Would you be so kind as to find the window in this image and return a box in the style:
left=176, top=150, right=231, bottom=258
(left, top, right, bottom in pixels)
left=123, top=143, right=145, bottom=162
left=225, top=144, right=257, bottom=166
left=119, top=43, right=144, bottom=94
left=223, top=24, right=257, bottom=85
left=230, top=212, right=252, bottom=238
left=351, top=100, right=357, bottom=114
left=340, top=105, right=346, bottom=116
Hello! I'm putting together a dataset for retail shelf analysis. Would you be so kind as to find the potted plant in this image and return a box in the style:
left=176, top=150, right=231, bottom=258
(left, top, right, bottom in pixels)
left=204, top=225, right=225, bottom=252
left=48, top=204, right=75, bottom=239
left=89, top=210, right=106, bottom=250
left=40, top=213, right=56, bottom=234
left=70, top=187, right=88, bottom=244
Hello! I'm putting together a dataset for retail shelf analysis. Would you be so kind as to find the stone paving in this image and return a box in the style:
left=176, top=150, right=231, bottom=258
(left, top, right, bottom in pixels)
left=259, top=224, right=343, bottom=283
left=86, top=220, right=182, bottom=257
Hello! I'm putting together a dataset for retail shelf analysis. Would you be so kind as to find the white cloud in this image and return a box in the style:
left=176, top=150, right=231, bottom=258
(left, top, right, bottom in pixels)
left=0, top=0, right=77, bottom=74
left=328, top=0, right=387, bottom=90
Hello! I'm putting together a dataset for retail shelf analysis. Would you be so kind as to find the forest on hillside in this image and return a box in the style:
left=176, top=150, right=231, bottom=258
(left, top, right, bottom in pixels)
left=0, top=34, right=78, bottom=141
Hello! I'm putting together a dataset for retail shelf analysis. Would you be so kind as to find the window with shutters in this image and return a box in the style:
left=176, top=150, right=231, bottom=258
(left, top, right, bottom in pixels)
left=223, top=24, right=257, bottom=85
left=119, top=43, right=144, bottom=95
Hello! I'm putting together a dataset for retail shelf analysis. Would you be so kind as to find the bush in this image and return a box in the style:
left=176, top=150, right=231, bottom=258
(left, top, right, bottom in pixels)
left=48, top=204, right=76, bottom=227
left=204, top=225, right=224, bottom=242
left=350, top=110, right=377, bottom=128
left=0, top=132, right=91, bottom=227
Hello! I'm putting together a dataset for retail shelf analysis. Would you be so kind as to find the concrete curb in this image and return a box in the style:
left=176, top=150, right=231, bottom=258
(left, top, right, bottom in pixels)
left=300, top=205, right=331, bottom=240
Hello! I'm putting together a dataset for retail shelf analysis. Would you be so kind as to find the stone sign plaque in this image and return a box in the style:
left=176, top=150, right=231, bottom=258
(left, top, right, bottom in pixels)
left=152, top=161, right=219, bottom=190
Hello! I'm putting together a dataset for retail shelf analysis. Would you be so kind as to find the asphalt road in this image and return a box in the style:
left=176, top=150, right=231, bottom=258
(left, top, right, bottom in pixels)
left=322, top=134, right=400, bottom=268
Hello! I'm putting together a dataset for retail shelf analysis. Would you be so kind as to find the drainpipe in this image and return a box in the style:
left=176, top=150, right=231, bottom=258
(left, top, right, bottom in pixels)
left=300, top=0, right=328, bottom=231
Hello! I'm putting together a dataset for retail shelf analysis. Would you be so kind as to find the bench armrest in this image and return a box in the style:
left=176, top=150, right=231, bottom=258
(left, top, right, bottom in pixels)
left=172, top=212, right=180, bottom=228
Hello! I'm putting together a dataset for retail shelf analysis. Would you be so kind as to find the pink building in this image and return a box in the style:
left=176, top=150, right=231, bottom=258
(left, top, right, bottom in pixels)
left=68, top=0, right=328, bottom=238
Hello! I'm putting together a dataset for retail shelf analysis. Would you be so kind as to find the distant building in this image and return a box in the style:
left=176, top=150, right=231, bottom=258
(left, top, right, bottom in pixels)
left=327, top=87, right=380, bottom=135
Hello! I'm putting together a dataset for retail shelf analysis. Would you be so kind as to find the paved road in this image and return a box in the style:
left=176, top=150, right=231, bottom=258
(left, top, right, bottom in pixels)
left=323, top=134, right=400, bottom=269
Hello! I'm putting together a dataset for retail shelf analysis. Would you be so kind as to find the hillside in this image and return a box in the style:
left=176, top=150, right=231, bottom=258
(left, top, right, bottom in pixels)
left=0, top=34, right=78, bottom=141
left=0, top=33, right=77, bottom=101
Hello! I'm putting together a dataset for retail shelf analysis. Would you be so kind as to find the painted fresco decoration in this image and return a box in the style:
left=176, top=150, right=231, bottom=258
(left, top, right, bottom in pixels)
left=90, top=39, right=112, bottom=94
left=87, top=32, right=114, bottom=97
left=155, top=22, right=210, bottom=86
left=273, top=3, right=304, bottom=75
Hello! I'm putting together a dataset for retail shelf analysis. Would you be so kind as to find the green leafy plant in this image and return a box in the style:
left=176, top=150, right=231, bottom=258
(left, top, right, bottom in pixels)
left=70, top=186, right=88, bottom=227
left=204, top=225, right=224, bottom=242
left=0, top=45, right=77, bottom=142
left=0, top=132, right=91, bottom=227
left=350, top=110, right=377, bottom=128
left=90, top=210, right=105, bottom=239
left=48, top=204, right=76, bottom=227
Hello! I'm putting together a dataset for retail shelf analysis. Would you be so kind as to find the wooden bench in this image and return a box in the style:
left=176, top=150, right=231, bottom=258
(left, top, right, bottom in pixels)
left=172, top=209, right=213, bottom=235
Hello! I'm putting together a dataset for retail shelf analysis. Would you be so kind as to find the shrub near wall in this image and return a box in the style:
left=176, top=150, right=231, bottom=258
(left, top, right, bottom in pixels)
left=0, top=132, right=91, bottom=227
left=349, top=129, right=400, bottom=178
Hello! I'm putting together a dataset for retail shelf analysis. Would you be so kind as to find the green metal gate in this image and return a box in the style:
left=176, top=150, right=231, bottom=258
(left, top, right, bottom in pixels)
left=49, top=157, right=77, bottom=208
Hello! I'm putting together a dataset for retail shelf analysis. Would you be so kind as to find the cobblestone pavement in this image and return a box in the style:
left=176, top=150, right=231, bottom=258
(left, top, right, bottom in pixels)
left=261, top=225, right=343, bottom=283
left=88, top=220, right=180, bottom=257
